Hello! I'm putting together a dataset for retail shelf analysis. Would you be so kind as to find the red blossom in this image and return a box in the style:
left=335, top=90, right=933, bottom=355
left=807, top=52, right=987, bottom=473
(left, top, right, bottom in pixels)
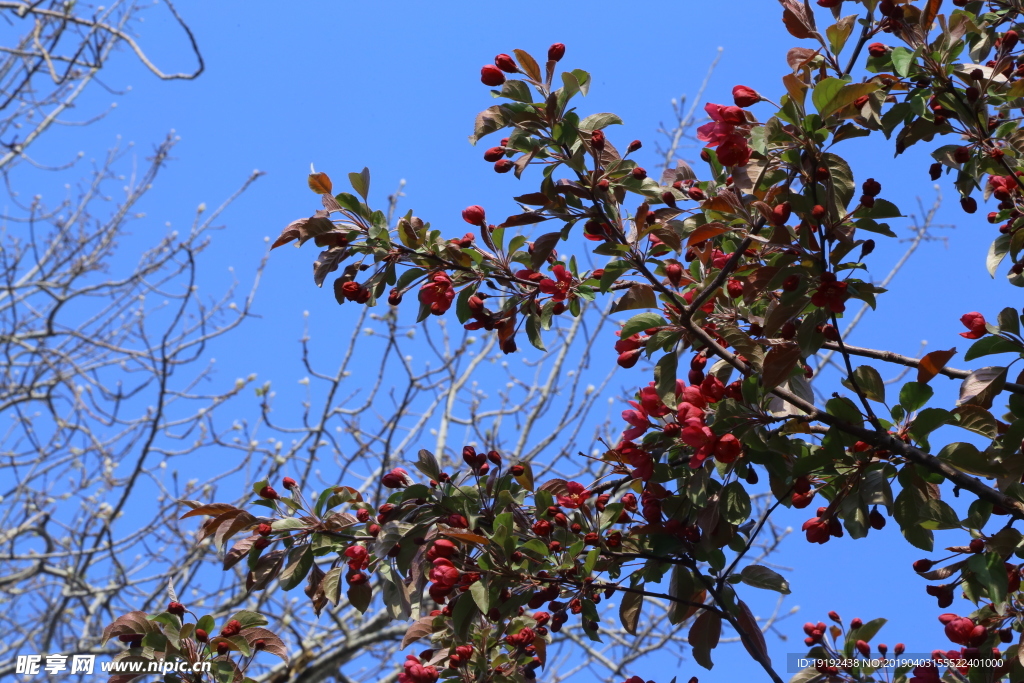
left=959, top=312, right=987, bottom=339
left=398, top=655, right=439, bottom=683
left=419, top=273, right=455, bottom=315
left=429, top=558, right=460, bottom=588
left=802, top=517, right=830, bottom=544
left=538, top=265, right=574, bottom=302
left=639, top=384, right=671, bottom=417
left=557, top=481, right=591, bottom=509
left=343, top=544, right=368, bottom=570
left=811, top=272, right=849, bottom=313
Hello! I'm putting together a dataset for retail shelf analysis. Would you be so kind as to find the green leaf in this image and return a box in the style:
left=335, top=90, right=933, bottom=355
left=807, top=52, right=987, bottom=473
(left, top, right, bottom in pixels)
left=347, top=581, right=372, bottom=614
left=349, top=168, right=370, bottom=200
left=919, top=499, right=962, bottom=530
left=847, top=618, right=887, bottom=650
left=228, top=610, right=268, bottom=630
left=968, top=553, right=1008, bottom=607
left=469, top=579, right=490, bottom=613
left=469, top=105, right=508, bottom=145
left=739, top=565, right=791, bottom=594
left=526, top=314, right=546, bottom=351
left=909, top=407, right=953, bottom=449
left=668, top=566, right=698, bottom=625
left=939, top=441, right=1003, bottom=477
left=841, top=365, right=886, bottom=403
left=958, top=366, right=1007, bottom=409
left=618, top=588, right=643, bottom=636
left=857, top=198, right=903, bottom=219
left=655, top=353, right=679, bottom=410
left=899, top=382, right=934, bottom=412
left=499, top=80, right=532, bottom=103
left=826, top=396, right=863, bottom=428
left=964, top=335, right=1023, bottom=361
left=819, top=82, right=880, bottom=119
left=997, top=307, right=1021, bottom=336
left=278, top=545, right=313, bottom=591
left=988, top=234, right=1011, bottom=277
left=891, top=47, right=915, bottom=77
left=620, top=312, right=668, bottom=341
left=721, top=481, right=752, bottom=524
left=579, top=113, right=623, bottom=130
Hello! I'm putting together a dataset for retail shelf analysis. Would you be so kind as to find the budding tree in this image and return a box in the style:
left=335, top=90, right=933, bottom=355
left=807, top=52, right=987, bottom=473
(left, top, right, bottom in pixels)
left=106, top=2, right=1024, bottom=683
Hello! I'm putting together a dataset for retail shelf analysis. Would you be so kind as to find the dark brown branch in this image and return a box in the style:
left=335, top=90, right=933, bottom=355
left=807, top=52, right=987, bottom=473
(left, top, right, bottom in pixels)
left=820, top=341, right=1024, bottom=394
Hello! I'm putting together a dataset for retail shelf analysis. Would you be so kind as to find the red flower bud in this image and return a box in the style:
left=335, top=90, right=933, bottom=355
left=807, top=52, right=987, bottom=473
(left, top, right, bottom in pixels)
left=770, top=202, right=792, bottom=226
left=494, top=54, right=517, bottom=73
left=481, top=65, right=506, bottom=87
left=258, top=485, right=279, bottom=500
left=867, top=43, right=888, bottom=57
left=961, top=196, right=978, bottom=214
left=732, top=85, right=761, bottom=107
left=221, top=619, right=242, bottom=637
left=483, top=146, right=506, bottom=162
left=282, top=477, right=297, bottom=489
left=548, top=43, right=566, bottom=62
left=167, top=601, right=185, bottom=617
left=195, top=628, right=208, bottom=642
left=631, top=167, right=647, bottom=180
left=590, top=130, right=605, bottom=150
left=862, top=178, right=881, bottom=197
left=856, top=640, right=871, bottom=656
left=662, top=190, right=677, bottom=208
left=382, top=467, right=410, bottom=489
left=494, top=159, right=514, bottom=173
left=462, top=205, right=486, bottom=225
left=953, top=146, right=971, bottom=164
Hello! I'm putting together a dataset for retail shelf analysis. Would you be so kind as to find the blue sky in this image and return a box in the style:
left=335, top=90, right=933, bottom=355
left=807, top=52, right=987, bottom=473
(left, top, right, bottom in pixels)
left=39, top=1, right=1024, bottom=680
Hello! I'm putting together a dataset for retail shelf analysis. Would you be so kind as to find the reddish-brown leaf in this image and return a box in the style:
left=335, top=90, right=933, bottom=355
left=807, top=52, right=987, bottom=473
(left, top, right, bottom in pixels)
left=687, top=222, right=730, bottom=247
left=922, top=0, right=942, bottom=30
left=271, top=211, right=337, bottom=250
left=223, top=536, right=256, bottom=571
left=736, top=600, right=770, bottom=663
left=436, top=525, right=491, bottom=545
left=917, top=348, right=957, bottom=383
left=761, top=343, right=802, bottom=391
left=537, top=478, right=570, bottom=497
left=529, top=232, right=561, bottom=270
left=241, top=627, right=289, bottom=662
left=786, top=47, right=820, bottom=72
left=688, top=609, right=722, bottom=670
left=307, top=172, right=333, bottom=195
left=180, top=502, right=237, bottom=519
left=610, top=284, right=658, bottom=312
left=780, top=0, right=814, bottom=39
left=402, top=616, right=437, bottom=648
left=101, top=611, right=160, bottom=643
